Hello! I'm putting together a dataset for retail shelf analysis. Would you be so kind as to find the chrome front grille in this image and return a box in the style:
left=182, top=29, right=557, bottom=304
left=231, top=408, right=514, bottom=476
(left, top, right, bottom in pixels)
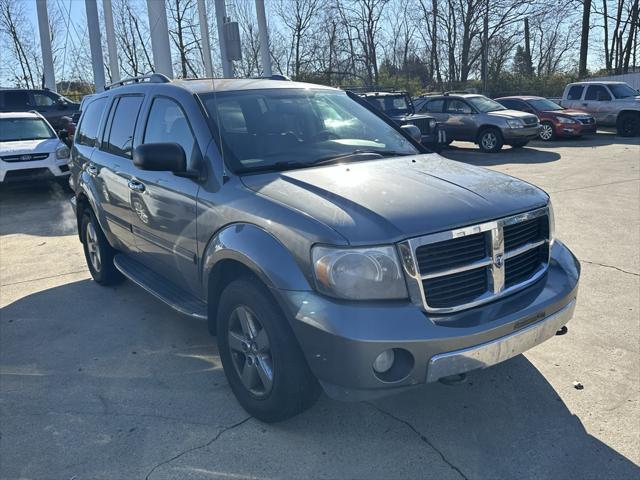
left=399, top=207, right=551, bottom=313
left=407, top=117, right=433, bottom=134
left=1, top=153, right=49, bottom=163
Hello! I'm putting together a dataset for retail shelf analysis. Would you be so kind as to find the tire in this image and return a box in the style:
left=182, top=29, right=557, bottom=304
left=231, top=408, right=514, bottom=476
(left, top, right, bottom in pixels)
left=511, top=141, right=529, bottom=148
left=80, top=210, right=123, bottom=285
left=539, top=121, right=556, bottom=141
left=217, top=278, right=321, bottom=422
left=478, top=128, right=504, bottom=153
left=617, top=112, right=640, bottom=137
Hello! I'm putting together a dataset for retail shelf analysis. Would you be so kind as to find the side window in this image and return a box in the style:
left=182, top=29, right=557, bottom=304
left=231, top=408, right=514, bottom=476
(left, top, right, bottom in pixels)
left=33, top=93, right=56, bottom=107
left=498, top=99, right=516, bottom=109
left=4, top=91, right=31, bottom=108
left=446, top=99, right=472, bottom=114
left=76, top=97, right=107, bottom=147
left=585, top=85, right=611, bottom=101
left=421, top=99, right=444, bottom=113
left=105, top=96, right=143, bottom=158
left=567, top=85, right=584, bottom=100
left=143, top=97, right=196, bottom=159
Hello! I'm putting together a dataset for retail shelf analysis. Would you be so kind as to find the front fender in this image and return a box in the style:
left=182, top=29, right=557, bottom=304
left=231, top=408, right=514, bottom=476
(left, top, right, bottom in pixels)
left=201, top=223, right=313, bottom=299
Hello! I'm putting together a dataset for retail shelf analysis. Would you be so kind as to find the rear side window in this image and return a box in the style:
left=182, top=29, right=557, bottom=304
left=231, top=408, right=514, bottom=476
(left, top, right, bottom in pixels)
left=104, top=96, right=143, bottom=158
left=585, top=85, right=611, bottom=101
left=3, top=91, right=31, bottom=108
left=421, top=99, right=444, bottom=113
left=446, top=99, right=472, bottom=114
left=144, top=97, right=196, bottom=160
left=76, top=97, right=107, bottom=147
left=567, top=85, right=584, bottom=100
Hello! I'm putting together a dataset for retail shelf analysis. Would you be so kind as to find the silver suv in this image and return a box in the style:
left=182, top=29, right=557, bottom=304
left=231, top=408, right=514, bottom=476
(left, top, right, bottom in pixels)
left=560, top=81, right=640, bottom=137
left=414, top=93, right=540, bottom=152
left=70, top=75, right=579, bottom=422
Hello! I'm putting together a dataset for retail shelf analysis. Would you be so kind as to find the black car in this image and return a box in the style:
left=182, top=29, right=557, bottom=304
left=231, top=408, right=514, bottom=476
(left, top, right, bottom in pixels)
left=356, top=90, right=446, bottom=151
left=0, top=89, right=80, bottom=132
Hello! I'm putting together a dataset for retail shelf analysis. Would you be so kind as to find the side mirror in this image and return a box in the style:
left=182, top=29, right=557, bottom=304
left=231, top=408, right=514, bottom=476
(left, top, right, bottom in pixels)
left=401, top=124, right=422, bottom=143
left=133, top=143, right=187, bottom=173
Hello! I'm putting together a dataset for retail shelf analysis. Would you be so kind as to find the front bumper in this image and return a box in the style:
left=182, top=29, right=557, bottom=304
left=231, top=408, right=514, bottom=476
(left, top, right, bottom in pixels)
left=556, top=122, right=597, bottom=137
left=0, top=157, right=70, bottom=183
left=502, top=125, right=541, bottom=142
left=421, top=127, right=447, bottom=146
left=279, top=241, right=579, bottom=401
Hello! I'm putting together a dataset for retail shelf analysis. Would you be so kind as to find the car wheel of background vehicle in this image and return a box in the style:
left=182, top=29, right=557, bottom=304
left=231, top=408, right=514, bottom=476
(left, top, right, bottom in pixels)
left=617, top=112, right=640, bottom=137
left=511, top=141, right=529, bottom=148
left=539, top=122, right=555, bottom=141
left=217, top=278, right=321, bottom=423
left=478, top=128, right=503, bottom=153
left=81, top=210, right=123, bottom=285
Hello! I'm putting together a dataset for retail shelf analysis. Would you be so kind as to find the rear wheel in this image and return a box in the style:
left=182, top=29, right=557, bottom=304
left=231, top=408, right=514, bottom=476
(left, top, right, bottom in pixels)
left=617, top=112, right=640, bottom=137
left=539, top=121, right=556, bottom=141
left=217, top=278, right=321, bottom=422
left=478, top=128, right=503, bottom=153
left=80, top=210, right=123, bottom=285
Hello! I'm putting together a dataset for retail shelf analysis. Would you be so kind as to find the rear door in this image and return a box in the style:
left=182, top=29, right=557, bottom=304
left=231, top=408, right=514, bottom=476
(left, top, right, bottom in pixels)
left=583, top=85, right=615, bottom=125
left=91, top=94, right=145, bottom=250
left=563, top=85, right=585, bottom=110
left=128, top=95, right=201, bottom=295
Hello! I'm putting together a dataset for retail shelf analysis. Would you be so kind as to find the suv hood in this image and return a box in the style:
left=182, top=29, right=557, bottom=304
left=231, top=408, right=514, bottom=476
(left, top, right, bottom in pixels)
left=0, top=138, right=61, bottom=156
left=488, top=109, right=538, bottom=123
left=241, top=154, right=548, bottom=244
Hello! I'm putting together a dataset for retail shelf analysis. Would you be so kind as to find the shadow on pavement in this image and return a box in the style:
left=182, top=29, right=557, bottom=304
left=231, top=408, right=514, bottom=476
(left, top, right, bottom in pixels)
left=441, top=144, right=561, bottom=166
left=2, top=279, right=638, bottom=479
left=0, top=180, right=76, bottom=237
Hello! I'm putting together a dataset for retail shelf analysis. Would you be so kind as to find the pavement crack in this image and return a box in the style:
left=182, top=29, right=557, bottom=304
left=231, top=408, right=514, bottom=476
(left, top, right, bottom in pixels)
left=581, top=260, right=639, bottom=277
left=144, top=415, right=252, bottom=480
left=366, top=402, right=469, bottom=480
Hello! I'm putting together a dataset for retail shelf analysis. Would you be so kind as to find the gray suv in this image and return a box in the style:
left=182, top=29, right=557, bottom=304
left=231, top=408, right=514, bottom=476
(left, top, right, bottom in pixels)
left=70, top=75, right=580, bottom=422
left=414, top=93, right=541, bottom=152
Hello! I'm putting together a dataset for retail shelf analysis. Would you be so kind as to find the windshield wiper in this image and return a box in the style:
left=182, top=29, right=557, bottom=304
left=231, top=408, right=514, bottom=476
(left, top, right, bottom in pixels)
left=310, top=149, right=411, bottom=166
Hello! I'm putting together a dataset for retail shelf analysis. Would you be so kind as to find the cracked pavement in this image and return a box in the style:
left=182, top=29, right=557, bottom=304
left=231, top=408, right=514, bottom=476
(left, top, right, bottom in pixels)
left=1, top=134, right=639, bottom=479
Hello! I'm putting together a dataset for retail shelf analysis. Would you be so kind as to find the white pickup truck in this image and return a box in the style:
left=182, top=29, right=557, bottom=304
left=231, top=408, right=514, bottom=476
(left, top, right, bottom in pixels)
left=560, top=81, right=640, bottom=137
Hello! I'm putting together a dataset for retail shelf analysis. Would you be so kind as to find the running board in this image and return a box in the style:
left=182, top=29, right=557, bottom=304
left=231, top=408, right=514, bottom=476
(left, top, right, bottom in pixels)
left=113, top=254, right=207, bottom=320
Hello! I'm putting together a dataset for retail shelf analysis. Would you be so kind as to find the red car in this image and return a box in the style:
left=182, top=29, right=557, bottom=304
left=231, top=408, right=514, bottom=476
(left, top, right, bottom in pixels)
left=496, top=96, right=596, bottom=141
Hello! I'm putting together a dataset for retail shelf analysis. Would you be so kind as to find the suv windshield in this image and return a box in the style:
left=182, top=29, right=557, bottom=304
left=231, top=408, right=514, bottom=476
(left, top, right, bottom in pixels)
left=0, top=117, right=55, bottom=142
left=528, top=98, right=563, bottom=111
left=608, top=83, right=639, bottom=99
left=363, top=94, right=411, bottom=116
left=467, top=96, right=506, bottom=112
left=200, top=89, right=419, bottom=173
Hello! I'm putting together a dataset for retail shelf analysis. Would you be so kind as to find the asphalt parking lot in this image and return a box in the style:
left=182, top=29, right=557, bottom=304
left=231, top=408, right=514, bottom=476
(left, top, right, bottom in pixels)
left=1, top=133, right=639, bottom=480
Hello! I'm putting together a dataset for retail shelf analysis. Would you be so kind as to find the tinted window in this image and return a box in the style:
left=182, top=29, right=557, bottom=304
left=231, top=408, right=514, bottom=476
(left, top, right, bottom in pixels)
left=498, top=99, right=517, bottom=109
left=76, top=97, right=107, bottom=147
left=585, top=85, right=611, bottom=101
left=446, top=99, right=473, bottom=114
left=105, top=96, right=143, bottom=158
left=421, top=99, right=444, bottom=113
left=609, top=83, right=638, bottom=99
left=567, top=85, right=584, bottom=100
left=3, top=91, right=31, bottom=108
left=144, top=97, right=196, bottom=159
left=33, top=93, right=56, bottom=106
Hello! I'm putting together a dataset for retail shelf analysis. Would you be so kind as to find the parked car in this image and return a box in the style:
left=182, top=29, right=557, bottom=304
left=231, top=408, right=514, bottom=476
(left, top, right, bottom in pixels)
left=0, top=88, right=80, bottom=132
left=496, top=96, right=596, bottom=141
left=413, top=93, right=540, bottom=152
left=356, top=90, right=446, bottom=151
left=0, top=112, right=70, bottom=183
left=70, top=75, right=579, bottom=422
left=559, top=81, right=640, bottom=137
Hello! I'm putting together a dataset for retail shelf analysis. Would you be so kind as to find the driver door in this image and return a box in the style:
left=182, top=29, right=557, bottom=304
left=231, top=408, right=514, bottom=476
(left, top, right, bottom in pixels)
left=443, top=99, right=477, bottom=141
left=582, top=85, right=614, bottom=124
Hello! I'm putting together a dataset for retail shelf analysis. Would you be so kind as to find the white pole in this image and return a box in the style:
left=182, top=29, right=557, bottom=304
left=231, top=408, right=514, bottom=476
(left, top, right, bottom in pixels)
left=103, top=0, right=120, bottom=83
left=35, top=0, right=56, bottom=91
left=85, top=0, right=106, bottom=92
left=255, top=0, right=271, bottom=77
left=214, top=0, right=233, bottom=77
left=197, top=0, right=214, bottom=77
left=146, top=0, right=174, bottom=78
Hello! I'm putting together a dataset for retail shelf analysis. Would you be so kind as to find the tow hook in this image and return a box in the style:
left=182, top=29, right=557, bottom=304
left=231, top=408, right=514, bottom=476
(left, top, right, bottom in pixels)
left=556, top=326, right=568, bottom=336
left=439, top=373, right=467, bottom=385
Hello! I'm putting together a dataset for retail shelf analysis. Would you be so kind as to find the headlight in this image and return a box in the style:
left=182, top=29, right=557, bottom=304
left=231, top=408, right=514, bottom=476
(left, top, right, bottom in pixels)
left=557, top=116, right=577, bottom=124
left=506, top=119, right=524, bottom=129
left=428, top=119, right=437, bottom=129
left=312, top=245, right=407, bottom=300
left=56, top=145, right=70, bottom=159
left=547, top=199, right=555, bottom=245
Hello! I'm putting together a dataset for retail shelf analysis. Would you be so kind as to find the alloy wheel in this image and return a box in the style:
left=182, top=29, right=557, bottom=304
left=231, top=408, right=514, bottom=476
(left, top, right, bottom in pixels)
left=227, top=305, right=274, bottom=397
left=85, top=222, right=102, bottom=272
left=539, top=124, right=554, bottom=141
left=481, top=132, right=497, bottom=150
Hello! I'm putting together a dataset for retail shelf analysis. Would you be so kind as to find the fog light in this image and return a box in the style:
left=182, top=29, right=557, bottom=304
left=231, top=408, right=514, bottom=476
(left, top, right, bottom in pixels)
left=373, top=349, right=395, bottom=373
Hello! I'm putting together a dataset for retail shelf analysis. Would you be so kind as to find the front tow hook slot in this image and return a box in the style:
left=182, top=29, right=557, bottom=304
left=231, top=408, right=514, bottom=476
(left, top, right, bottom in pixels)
left=555, top=326, right=568, bottom=336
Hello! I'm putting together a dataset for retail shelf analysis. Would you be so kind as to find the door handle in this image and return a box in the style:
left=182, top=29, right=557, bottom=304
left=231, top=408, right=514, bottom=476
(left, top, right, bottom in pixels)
left=86, top=164, right=98, bottom=176
left=128, top=179, right=146, bottom=193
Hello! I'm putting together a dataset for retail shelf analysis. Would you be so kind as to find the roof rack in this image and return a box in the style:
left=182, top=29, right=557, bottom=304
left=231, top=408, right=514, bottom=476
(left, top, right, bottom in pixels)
left=341, top=86, right=406, bottom=94
left=105, top=73, right=171, bottom=90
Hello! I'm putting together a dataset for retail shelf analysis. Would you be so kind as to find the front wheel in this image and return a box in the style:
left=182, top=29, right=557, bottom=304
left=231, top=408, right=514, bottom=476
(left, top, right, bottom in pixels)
left=539, top=121, right=556, bottom=141
left=478, top=128, right=504, bottom=153
left=617, top=112, right=640, bottom=137
left=217, top=278, right=321, bottom=422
